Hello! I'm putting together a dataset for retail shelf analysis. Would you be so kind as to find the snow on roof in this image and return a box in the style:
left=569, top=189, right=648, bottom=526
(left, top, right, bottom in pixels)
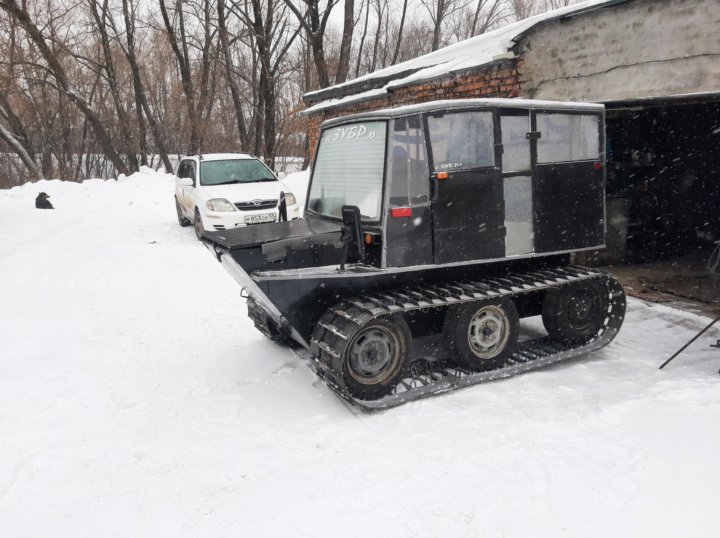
left=303, top=0, right=627, bottom=115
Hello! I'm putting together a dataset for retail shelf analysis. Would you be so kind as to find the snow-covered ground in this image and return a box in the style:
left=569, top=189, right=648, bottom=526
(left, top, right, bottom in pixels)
left=1, top=170, right=719, bottom=538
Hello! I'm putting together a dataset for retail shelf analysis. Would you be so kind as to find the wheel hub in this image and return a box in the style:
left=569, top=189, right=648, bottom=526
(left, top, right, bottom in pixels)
left=348, top=328, right=398, bottom=383
left=568, top=291, right=596, bottom=328
left=467, top=306, right=510, bottom=359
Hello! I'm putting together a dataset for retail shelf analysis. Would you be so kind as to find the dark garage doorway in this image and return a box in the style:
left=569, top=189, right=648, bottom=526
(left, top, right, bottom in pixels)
left=601, top=96, right=720, bottom=308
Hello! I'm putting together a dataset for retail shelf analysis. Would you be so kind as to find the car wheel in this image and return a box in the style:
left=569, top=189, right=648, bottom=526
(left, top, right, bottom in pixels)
left=340, top=315, right=411, bottom=400
left=175, top=198, right=190, bottom=227
left=444, top=299, right=519, bottom=371
left=194, top=208, right=205, bottom=240
left=542, top=281, right=609, bottom=346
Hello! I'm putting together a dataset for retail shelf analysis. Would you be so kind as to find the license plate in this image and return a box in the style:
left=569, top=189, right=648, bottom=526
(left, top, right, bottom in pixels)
left=244, top=213, right=275, bottom=224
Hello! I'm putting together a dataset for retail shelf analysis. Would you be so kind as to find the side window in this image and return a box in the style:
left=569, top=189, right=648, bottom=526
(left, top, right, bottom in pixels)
left=501, top=114, right=531, bottom=171
left=428, top=111, right=495, bottom=171
left=389, top=115, right=429, bottom=205
left=536, top=113, right=600, bottom=163
left=178, top=160, right=196, bottom=182
left=177, top=162, right=188, bottom=178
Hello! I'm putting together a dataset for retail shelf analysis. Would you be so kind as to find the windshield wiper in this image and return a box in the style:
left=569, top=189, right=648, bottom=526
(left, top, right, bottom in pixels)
left=210, top=180, right=242, bottom=185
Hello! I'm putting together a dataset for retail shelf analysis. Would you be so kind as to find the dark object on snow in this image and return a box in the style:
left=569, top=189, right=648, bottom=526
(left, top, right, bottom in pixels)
left=659, top=314, right=720, bottom=371
left=202, top=98, right=627, bottom=410
left=35, top=192, right=54, bottom=209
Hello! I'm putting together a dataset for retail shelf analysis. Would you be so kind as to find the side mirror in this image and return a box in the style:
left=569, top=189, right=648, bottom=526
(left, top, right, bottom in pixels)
left=178, top=177, right=194, bottom=187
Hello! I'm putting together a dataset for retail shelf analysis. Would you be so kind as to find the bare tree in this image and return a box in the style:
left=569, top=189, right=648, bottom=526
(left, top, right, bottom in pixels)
left=335, top=0, right=355, bottom=83
left=121, top=0, right=173, bottom=172
left=354, top=0, right=370, bottom=76
left=283, top=0, right=338, bottom=88
left=217, top=0, right=249, bottom=150
left=391, top=0, right=409, bottom=65
left=419, top=0, right=472, bottom=52
left=509, top=0, right=539, bottom=20
left=88, top=0, right=139, bottom=172
left=0, top=0, right=130, bottom=175
left=0, top=116, right=41, bottom=179
left=158, top=0, right=218, bottom=154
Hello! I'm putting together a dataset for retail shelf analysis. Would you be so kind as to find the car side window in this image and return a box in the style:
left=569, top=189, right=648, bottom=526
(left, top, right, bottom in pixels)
left=178, top=160, right=196, bottom=184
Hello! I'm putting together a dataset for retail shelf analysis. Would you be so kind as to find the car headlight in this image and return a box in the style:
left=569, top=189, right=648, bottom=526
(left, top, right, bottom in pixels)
left=284, top=192, right=296, bottom=206
left=206, top=198, right=236, bottom=212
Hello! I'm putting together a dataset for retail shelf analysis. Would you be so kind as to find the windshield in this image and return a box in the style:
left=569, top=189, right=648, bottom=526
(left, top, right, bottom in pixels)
left=307, top=121, right=387, bottom=221
left=200, top=159, right=276, bottom=186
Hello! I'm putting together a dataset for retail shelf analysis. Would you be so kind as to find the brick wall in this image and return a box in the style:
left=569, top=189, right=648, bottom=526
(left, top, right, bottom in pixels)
left=305, top=59, right=520, bottom=163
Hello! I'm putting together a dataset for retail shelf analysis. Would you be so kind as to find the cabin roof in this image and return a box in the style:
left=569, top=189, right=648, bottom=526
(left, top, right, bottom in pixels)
left=320, top=98, right=604, bottom=128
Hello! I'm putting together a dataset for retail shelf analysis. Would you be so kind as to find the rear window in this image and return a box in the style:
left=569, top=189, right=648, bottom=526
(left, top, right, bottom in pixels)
left=308, top=121, right=387, bottom=221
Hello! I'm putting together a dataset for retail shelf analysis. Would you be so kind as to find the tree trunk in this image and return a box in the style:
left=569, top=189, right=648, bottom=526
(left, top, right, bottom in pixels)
left=391, top=0, right=408, bottom=64
left=335, top=0, right=354, bottom=84
left=122, top=0, right=172, bottom=172
left=218, top=0, right=249, bottom=150
left=355, top=0, right=370, bottom=77
left=89, top=0, right=139, bottom=173
left=0, top=119, right=41, bottom=179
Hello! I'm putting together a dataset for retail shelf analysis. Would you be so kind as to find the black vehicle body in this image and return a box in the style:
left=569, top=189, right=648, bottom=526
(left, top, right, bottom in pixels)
left=205, top=99, right=607, bottom=342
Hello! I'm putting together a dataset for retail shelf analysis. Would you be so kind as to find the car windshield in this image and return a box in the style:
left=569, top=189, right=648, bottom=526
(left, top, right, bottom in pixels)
left=307, top=121, right=387, bottom=221
left=200, top=159, right=276, bottom=186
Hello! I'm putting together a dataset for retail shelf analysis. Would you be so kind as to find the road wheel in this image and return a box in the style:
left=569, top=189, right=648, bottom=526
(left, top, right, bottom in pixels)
left=175, top=198, right=190, bottom=227
left=444, top=299, right=519, bottom=371
left=193, top=208, right=204, bottom=240
left=542, top=280, right=608, bottom=345
left=340, top=316, right=411, bottom=400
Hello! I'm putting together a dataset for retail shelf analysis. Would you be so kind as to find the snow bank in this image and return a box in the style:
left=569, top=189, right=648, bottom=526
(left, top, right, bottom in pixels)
left=1, top=171, right=719, bottom=537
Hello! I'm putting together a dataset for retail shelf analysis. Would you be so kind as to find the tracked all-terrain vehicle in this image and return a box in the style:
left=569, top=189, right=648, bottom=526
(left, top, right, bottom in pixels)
left=202, top=99, right=626, bottom=410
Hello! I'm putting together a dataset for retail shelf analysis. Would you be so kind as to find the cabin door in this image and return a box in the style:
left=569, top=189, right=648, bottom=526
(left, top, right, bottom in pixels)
left=427, top=110, right=505, bottom=264
left=531, top=111, right=605, bottom=252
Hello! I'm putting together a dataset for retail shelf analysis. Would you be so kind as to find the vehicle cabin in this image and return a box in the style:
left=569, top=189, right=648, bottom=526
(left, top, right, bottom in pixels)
left=307, top=99, right=606, bottom=269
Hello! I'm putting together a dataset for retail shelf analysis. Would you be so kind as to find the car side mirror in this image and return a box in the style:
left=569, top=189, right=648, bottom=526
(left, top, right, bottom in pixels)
left=178, top=177, right=194, bottom=187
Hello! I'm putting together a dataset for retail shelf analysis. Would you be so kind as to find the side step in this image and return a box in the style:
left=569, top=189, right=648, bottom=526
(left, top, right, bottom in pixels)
left=304, top=267, right=626, bottom=411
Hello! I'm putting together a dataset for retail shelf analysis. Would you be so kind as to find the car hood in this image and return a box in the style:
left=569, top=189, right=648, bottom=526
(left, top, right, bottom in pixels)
left=202, top=180, right=292, bottom=203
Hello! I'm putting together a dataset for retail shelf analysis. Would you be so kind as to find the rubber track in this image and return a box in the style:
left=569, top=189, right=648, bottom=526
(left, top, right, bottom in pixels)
left=307, top=266, right=626, bottom=411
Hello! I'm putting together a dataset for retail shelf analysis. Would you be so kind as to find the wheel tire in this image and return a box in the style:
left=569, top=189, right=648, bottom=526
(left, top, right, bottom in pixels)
left=444, top=299, right=519, bottom=371
left=340, top=316, right=411, bottom=400
left=542, top=280, right=609, bottom=346
left=176, top=198, right=190, bottom=227
left=193, top=208, right=205, bottom=240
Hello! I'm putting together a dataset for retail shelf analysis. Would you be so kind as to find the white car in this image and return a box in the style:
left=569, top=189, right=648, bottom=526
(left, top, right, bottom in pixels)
left=174, top=153, right=300, bottom=239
